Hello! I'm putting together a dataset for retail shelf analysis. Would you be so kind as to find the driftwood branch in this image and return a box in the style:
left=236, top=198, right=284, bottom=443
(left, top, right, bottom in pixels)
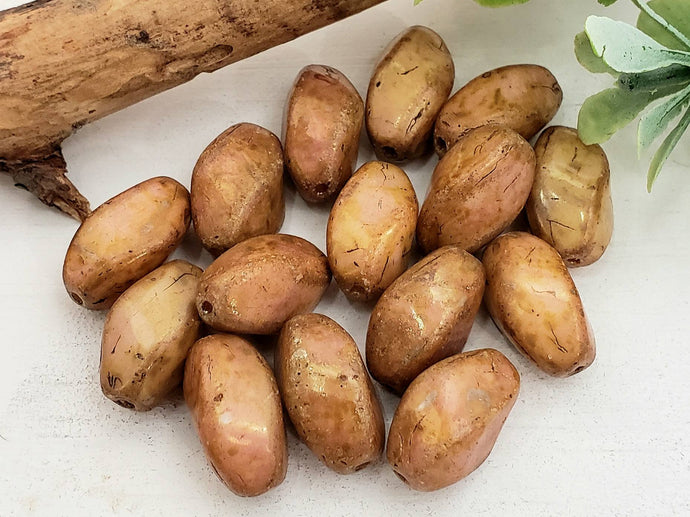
left=0, top=0, right=386, bottom=219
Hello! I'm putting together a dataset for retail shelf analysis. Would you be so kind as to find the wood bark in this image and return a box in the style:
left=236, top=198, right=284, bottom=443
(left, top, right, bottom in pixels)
left=0, top=0, right=386, bottom=219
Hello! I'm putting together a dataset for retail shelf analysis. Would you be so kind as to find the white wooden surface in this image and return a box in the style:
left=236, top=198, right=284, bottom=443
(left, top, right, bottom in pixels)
left=2, top=0, right=689, bottom=515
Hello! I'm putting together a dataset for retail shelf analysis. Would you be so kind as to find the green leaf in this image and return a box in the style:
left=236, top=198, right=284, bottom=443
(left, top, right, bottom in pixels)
left=618, top=64, right=690, bottom=91
left=649, top=0, right=690, bottom=41
left=647, top=107, right=690, bottom=191
left=578, top=81, right=688, bottom=144
left=575, top=31, right=618, bottom=75
left=577, top=2, right=690, bottom=192
left=636, top=0, right=690, bottom=52
left=579, top=88, right=659, bottom=144
left=472, top=0, right=530, bottom=6
left=638, top=84, right=690, bottom=153
left=585, top=16, right=690, bottom=72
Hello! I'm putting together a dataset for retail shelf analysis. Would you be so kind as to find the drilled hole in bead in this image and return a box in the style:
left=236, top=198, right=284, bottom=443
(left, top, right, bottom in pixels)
left=201, top=301, right=213, bottom=314
left=381, top=146, right=398, bottom=160
left=314, top=183, right=329, bottom=195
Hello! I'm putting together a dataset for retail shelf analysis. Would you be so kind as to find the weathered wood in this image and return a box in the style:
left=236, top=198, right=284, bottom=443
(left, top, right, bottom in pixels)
left=0, top=149, right=89, bottom=219
left=0, top=0, right=386, bottom=219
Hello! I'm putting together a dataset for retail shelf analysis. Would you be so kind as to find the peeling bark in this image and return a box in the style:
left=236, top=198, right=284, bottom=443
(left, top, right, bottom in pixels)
left=1, top=149, right=91, bottom=219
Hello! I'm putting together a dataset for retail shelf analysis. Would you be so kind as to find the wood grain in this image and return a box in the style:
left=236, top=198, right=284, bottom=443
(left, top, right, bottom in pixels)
left=0, top=0, right=386, bottom=219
